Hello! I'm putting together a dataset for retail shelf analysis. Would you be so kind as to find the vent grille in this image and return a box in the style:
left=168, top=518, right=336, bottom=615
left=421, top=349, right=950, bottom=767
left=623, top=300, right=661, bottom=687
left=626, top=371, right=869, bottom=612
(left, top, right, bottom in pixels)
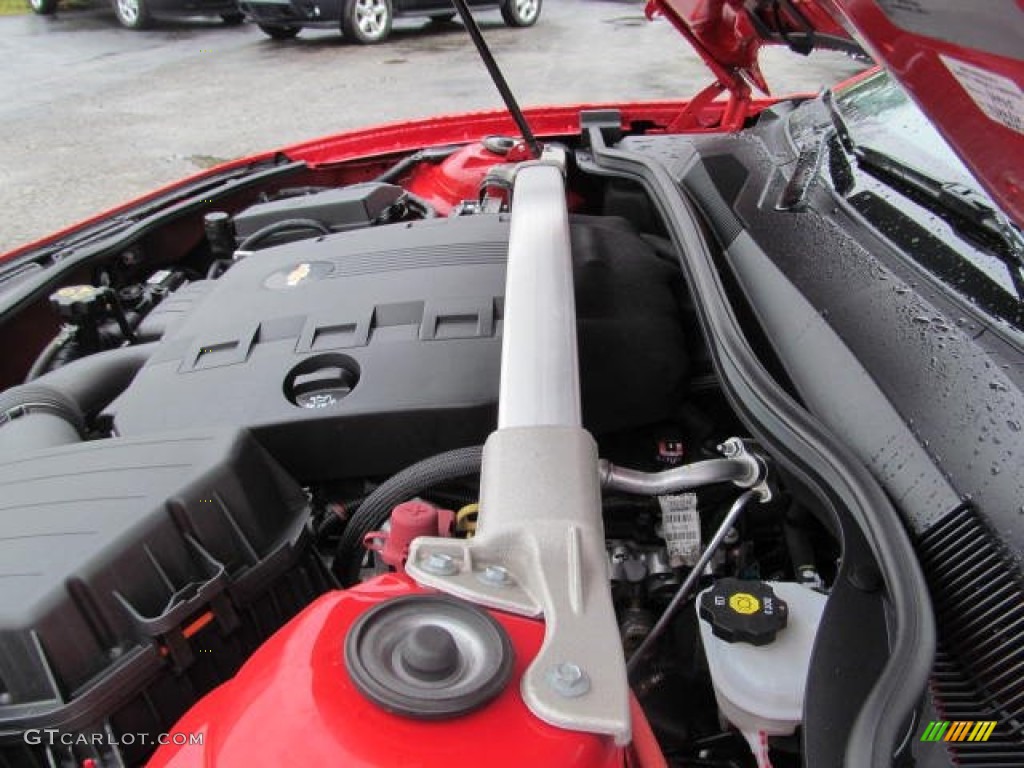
left=917, top=506, right=1024, bottom=766
left=329, top=242, right=508, bottom=279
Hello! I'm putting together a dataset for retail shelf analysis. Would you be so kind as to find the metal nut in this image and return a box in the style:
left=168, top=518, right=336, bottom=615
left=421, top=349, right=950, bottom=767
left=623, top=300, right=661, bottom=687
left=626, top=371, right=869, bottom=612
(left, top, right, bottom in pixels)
left=478, top=564, right=513, bottom=587
left=718, top=437, right=742, bottom=458
left=421, top=552, right=458, bottom=576
left=547, top=662, right=591, bottom=698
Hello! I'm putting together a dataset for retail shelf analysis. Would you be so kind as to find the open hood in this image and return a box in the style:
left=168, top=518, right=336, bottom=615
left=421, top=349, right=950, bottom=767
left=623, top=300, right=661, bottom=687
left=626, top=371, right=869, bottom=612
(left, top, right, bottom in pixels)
left=647, top=0, right=1024, bottom=228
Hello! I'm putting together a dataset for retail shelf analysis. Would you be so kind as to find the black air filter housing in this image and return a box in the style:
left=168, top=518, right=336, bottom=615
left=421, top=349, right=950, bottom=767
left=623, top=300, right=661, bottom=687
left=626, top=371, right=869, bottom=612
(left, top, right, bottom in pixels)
left=0, top=430, right=331, bottom=766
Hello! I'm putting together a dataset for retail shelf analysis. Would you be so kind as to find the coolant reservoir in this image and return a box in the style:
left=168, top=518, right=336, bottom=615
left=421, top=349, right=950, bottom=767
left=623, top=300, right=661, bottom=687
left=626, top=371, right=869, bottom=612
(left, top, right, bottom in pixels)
left=697, top=579, right=827, bottom=768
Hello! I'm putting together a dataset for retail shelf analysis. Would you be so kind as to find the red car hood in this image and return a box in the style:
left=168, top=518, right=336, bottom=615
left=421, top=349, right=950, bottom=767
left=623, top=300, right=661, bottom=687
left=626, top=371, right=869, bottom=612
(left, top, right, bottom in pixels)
left=647, top=0, right=1024, bottom=229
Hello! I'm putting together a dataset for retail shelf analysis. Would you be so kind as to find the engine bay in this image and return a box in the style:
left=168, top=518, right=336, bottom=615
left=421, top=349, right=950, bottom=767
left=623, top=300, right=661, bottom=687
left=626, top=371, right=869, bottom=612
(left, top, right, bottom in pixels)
left=107, top=206, right=688, bottom=480
left=0, top=132, right=871, bottom=768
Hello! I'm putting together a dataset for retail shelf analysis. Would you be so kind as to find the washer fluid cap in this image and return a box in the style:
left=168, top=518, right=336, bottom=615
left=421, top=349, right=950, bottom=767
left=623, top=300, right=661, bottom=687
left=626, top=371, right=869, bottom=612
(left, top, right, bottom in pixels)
left=344, top=594, right=514, bottom=719
left=699, top=578, right=788, bottom=646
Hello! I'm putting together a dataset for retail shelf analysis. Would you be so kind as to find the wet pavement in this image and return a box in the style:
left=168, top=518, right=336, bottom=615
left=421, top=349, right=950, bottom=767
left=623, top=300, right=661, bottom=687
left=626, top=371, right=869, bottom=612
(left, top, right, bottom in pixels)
left=0, top=0, right=863, bottom=253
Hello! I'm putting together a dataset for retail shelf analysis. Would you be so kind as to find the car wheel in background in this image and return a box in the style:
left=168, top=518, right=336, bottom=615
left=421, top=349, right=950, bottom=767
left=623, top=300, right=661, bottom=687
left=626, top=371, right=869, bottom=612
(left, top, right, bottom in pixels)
left=221, top=11, right=245, bottom=24
left=258, top=23, right=300, bottom=38
left=28, top=0, right=58, bottom=15
left=112, top=0, right=152, bottom=28
left=342, top=0, right=392, bottom=44
left=500, top=0, right=540, bottom=27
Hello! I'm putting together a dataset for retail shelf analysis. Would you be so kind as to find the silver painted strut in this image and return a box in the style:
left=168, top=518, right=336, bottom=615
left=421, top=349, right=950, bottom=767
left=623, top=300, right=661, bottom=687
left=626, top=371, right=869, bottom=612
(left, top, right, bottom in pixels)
left=497, top=163, right=581, bottom=429
left=408, top=163, right=631, bottom=744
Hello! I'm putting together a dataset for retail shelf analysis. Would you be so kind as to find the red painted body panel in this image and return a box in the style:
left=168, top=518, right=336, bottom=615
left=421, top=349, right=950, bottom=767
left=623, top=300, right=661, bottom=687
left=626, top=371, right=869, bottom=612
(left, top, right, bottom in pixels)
left=278, top=102, right=743, bottom=166
left=822, top=0, right=1024, bottom=232
left=0, top=99, right=784, bottom=265
left=645, top=0, right=850, bottom=96
left=646, top=0, right=766, bottom=96
left=148, top=575, right=658, bottom=768
left=405, top=142, right=516, bottom=215
left=647, top=0, right=1024, bottom=229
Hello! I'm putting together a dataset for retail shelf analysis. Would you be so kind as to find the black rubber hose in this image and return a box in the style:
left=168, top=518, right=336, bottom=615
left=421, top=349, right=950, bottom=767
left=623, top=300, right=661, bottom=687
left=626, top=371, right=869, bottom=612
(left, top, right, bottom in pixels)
left=314, top=492, right=376, bottom=540
left=402, top=192, right=438, bottom=220
left=0, top=384, right=86, bottom=453
left=0, top=342, right=156, bottom=453
left=37, top=342, right=156, bottom=417
left=0, top=384, right=85, bottom=431
left=25, top=326, right=76, bottom=382
left=205, top=258, right=233, bottom=280
left=236, top=217, right=331, bottom=252
left=374, top=151, right=426, bottom=185
left=784, top=520, right=816, bottom=570
left=334, top=445, right=483, bottom=585
left=373, top=145, right=459, bottom=185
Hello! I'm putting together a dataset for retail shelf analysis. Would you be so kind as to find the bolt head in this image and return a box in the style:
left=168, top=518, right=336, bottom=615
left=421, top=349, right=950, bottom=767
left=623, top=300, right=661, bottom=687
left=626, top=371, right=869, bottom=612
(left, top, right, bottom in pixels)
left=479, top=565, right=513, bottom=586
left=554, top=663, right=583, bottom=683
left=421, top=552, right=458, bottom=576
left=547, top=662, right=590, bottom=698
left=718, top=438, right=742, bottom=458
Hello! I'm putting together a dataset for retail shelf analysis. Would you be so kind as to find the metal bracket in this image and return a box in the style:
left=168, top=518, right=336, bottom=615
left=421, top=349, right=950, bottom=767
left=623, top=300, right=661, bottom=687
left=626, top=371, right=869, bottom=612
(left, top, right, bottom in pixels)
left=407, top=427, right=631, bottom=744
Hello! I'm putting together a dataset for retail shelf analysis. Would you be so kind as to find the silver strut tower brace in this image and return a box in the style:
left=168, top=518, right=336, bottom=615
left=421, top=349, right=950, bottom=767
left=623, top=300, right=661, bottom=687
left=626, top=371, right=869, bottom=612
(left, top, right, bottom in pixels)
left=407, top=163, right=632, bottom=744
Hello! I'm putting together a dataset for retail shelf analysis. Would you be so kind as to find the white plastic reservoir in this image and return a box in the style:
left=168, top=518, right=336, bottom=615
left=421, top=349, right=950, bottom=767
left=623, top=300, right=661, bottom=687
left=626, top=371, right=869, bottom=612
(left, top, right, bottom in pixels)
left=697, top=581, right=827, bottom=768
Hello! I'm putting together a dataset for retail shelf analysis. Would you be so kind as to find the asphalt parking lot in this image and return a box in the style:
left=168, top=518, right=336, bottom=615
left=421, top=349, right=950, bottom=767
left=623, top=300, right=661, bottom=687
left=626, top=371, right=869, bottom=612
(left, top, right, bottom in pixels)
left=0, top=0, right=864, bottom=254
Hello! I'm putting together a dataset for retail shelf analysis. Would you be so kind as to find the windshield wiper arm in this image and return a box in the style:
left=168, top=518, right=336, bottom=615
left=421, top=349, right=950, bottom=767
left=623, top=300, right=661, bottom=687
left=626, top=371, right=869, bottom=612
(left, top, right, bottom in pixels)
left=819, top=87, right=1024, bottom=266
left=778, top=89, right=856, bottom=208
left=854, top=144, right=1024, bottom=268
left=821, top=87, right=855, bottom=153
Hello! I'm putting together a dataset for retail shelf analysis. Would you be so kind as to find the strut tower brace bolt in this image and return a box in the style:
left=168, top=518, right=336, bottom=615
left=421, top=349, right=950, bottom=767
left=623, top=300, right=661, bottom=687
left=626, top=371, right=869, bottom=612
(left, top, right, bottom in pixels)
left=478, top=565, right=514, bottom=587
left=547, top=662, right=591, bottom=698
left=421, top=552, right=458, bottom=576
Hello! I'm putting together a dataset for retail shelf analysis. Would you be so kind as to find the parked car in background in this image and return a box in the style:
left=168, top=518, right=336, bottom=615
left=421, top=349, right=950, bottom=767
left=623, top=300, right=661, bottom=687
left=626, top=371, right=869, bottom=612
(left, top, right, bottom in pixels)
left=28, top=0, right=244, bottom=29
left=241, top=0, right=540, bottom=42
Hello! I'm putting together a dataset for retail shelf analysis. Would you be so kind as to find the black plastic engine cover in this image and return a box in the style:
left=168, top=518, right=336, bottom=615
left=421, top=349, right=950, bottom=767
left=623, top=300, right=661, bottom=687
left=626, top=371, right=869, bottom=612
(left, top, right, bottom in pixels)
left=110, top=214, right=688, bottom=481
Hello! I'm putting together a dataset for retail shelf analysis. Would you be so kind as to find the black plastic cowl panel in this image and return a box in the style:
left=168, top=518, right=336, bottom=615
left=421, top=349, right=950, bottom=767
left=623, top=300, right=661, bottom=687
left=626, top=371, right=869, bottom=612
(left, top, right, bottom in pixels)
left=663, top=109, right=1024, bottom=553
left=914, top=506, right=1024, bottom=766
